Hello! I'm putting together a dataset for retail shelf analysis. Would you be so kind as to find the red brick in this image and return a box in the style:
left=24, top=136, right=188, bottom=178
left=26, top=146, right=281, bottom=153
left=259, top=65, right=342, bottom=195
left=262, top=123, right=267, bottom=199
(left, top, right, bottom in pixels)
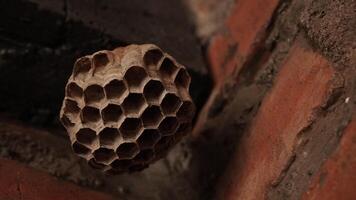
left=0, top=158, right=113, bottom=200
left=208, top=34, right=237, bottom=84
left=302, top=118, right=356, bottom=200
left=208, top=0, right=280, bottom=84
left=215, top=38, right=335, bottom=200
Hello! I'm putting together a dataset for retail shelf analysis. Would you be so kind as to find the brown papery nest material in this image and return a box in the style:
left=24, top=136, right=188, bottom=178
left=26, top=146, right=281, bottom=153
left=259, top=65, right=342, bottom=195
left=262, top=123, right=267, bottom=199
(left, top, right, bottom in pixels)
left=60, top=44, right=195, bottom=174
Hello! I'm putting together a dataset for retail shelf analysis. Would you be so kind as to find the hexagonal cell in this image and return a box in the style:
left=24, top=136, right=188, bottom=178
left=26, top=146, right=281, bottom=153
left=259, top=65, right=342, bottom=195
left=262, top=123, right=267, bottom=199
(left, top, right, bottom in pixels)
left=143, top=80, right=164, bottom=103
left=104, top=79, right=127, bottom=100
left=141, top=106, right=163, bottom=127
left=161, top=93, right=181, bottom=115
left=60, top=115, right=75, bottom=128
left=72, top=141, right=91, bottom=155
left=76, top=128, right=97, bottom=146
left=177, top=101, right=195, bottom=121
left=121, top=93, right=147, bottom=116
left=111, top=159, right=132, bottom=170
left=159, top=57, right=179, bottom=80
left=88, top=158, right=106, bottom=170
left=159, top=117, right=179, bottom=136
left=102, top=104, right=123, bottom=124
left=93, top=52, right=110, bottom=74
left=174, top=68, right=190, bottom=89
left=66, top=82, right=83, bottom=99
left=119, top=118, right=143, bottom=139
left=134, top=149, right=154, bottom=163
left=137, top=129, right=160, bottom=149
left=99, top=127, right=121, bottom=146
left=81, top=106, right=101, bottom=124
left=73, top=56, right=91, bottom=78
left=143, top=49, right=163, bottom=68
left=93, top=148, right=116, bottom=164
left=116, top=142, right=139, bottom=159
left=124, top=66, right=148, bottom=89
left=64, top=99, right=80, bottom=115
left=84, top=84, right=105, bottom=104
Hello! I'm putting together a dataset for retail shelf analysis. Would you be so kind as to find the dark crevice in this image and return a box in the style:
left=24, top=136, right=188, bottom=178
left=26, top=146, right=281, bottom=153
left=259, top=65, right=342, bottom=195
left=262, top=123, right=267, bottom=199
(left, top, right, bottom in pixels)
left=238, top=0, right=293, bottom=85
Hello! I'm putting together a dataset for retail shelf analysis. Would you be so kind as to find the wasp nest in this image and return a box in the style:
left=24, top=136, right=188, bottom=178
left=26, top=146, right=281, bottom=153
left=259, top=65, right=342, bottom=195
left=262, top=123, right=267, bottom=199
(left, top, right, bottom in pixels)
left=59, top=44, right=195, bottom=174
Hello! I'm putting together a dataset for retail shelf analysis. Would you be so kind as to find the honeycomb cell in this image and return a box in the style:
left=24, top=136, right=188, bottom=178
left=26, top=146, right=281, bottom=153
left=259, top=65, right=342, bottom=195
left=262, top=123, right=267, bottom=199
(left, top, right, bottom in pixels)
left=141, top=106, right=163, bottom=127
left=72, top=141, right=91, bottom=155
left=137, top=129, right=161, bottom=149
left=120, top=118, right=143, bottom=139
left=93, top=52, right=110, bottom=74
left=143, top=80, right=164, bottom=103
left=111, top=159, right=132, bottom=170
left=76, top=128, right=97, bottom=146
left=161, top=93, right=181, bottom=115
left=73, top=56, right=91, bottom=78
left=177, top=101, right=195, bottom=122
left=84, top=84, right=105, bottom=105
left=99, top=127, right=121, bottom=146
left=93, top=148, right=116, bottom=164
left=159, top=117, right=179, bottom=136
left=89, top=158, right=107, bottom=170
left=159, top=57, right=179, bottom=80
left=156, top=136, right=172, bottom=147
left=81, top=106, right=101, bottom=124
left=64, top=99, right=80, bottom=115
left=61, top=115, right=75, bottom=128
left=143, top=48, right=163, bottom=68
left=124, top=66, right=148, bottom=89
left=104, top=79, right=127, bottom=100
left=175, top=68, right=190, bottom=89
left=66, top=82, right=83, bottom=99
left=102, top=104, right=123, bottom=124
left=116, top=142, right=139, bottom=159
left=134, top=149, right=154, bottom=163
left=121, top=93, right=147, bottom=116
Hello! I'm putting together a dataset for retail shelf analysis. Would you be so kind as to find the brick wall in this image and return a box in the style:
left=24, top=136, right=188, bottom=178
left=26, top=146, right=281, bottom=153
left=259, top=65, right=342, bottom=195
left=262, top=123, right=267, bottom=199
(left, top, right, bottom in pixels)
left=0, top=0, right=354, bottom=199
left=195, top=0, right=356, bottom=199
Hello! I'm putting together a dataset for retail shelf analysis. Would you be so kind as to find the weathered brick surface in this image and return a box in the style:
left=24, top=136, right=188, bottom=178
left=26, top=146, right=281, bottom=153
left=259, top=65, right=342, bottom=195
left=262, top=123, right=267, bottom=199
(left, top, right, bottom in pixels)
left=0, top=158, right=113, bottom=200
left=302, top=118, right=356, bottom=200
left=208, top=0, right=280, bottom=84
left=215, top=38, right=335, bottom=200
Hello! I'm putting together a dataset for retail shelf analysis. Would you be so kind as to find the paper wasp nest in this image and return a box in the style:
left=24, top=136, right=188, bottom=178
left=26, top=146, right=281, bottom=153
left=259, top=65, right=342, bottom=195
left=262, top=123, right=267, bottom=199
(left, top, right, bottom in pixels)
left=60, top=44, right=195, bottom=174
